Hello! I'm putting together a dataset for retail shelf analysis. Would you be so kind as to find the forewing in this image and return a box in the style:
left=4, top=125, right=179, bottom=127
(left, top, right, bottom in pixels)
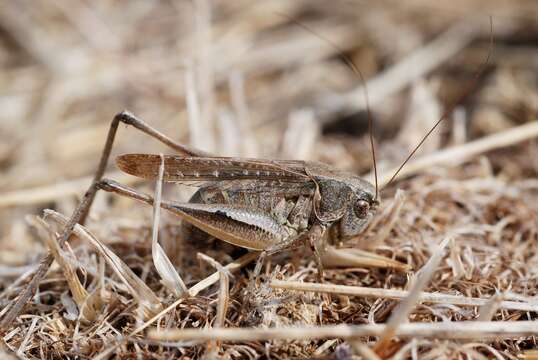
left=117, top=154, right=309, bottom=182
left=200, top=180, right=315, bottom=197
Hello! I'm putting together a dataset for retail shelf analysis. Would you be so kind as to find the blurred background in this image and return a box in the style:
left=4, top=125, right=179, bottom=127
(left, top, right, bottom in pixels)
left=0, top=0, right=537, bottom=267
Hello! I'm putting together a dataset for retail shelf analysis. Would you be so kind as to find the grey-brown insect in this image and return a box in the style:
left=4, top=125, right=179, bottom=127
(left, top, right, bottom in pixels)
left=0, top=18, right=493, bottom=330
left=0, top=100, right=386, bottom=328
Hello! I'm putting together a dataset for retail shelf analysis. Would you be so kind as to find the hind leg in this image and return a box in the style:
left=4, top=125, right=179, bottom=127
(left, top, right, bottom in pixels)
left=0, top=111, right=208, bottom=328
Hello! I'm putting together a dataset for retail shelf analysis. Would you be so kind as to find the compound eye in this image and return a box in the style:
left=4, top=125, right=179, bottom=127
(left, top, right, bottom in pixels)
left=354, top=200, right=370, bottom=218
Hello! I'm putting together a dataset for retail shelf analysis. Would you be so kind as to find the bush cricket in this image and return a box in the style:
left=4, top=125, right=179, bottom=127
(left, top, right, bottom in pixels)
left=0, top=17, right=493, bottom=329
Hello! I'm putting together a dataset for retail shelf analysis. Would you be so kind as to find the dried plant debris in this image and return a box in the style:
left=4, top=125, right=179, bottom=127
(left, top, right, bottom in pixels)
left=1, top=0, right=538, bottom=358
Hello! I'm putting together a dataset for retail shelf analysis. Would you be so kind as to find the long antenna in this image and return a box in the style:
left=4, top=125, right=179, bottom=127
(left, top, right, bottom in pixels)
left=386, top=17, right=494, bottom=187
left=278, top=12, right=379, bottom=201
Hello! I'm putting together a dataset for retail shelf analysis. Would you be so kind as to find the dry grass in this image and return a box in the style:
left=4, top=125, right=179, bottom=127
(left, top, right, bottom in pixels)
left=1, top=0, right=538, bottom=359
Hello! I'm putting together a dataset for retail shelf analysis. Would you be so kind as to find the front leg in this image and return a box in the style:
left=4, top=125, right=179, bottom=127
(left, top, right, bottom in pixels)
left=306, top=224, right=327, bottom=281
